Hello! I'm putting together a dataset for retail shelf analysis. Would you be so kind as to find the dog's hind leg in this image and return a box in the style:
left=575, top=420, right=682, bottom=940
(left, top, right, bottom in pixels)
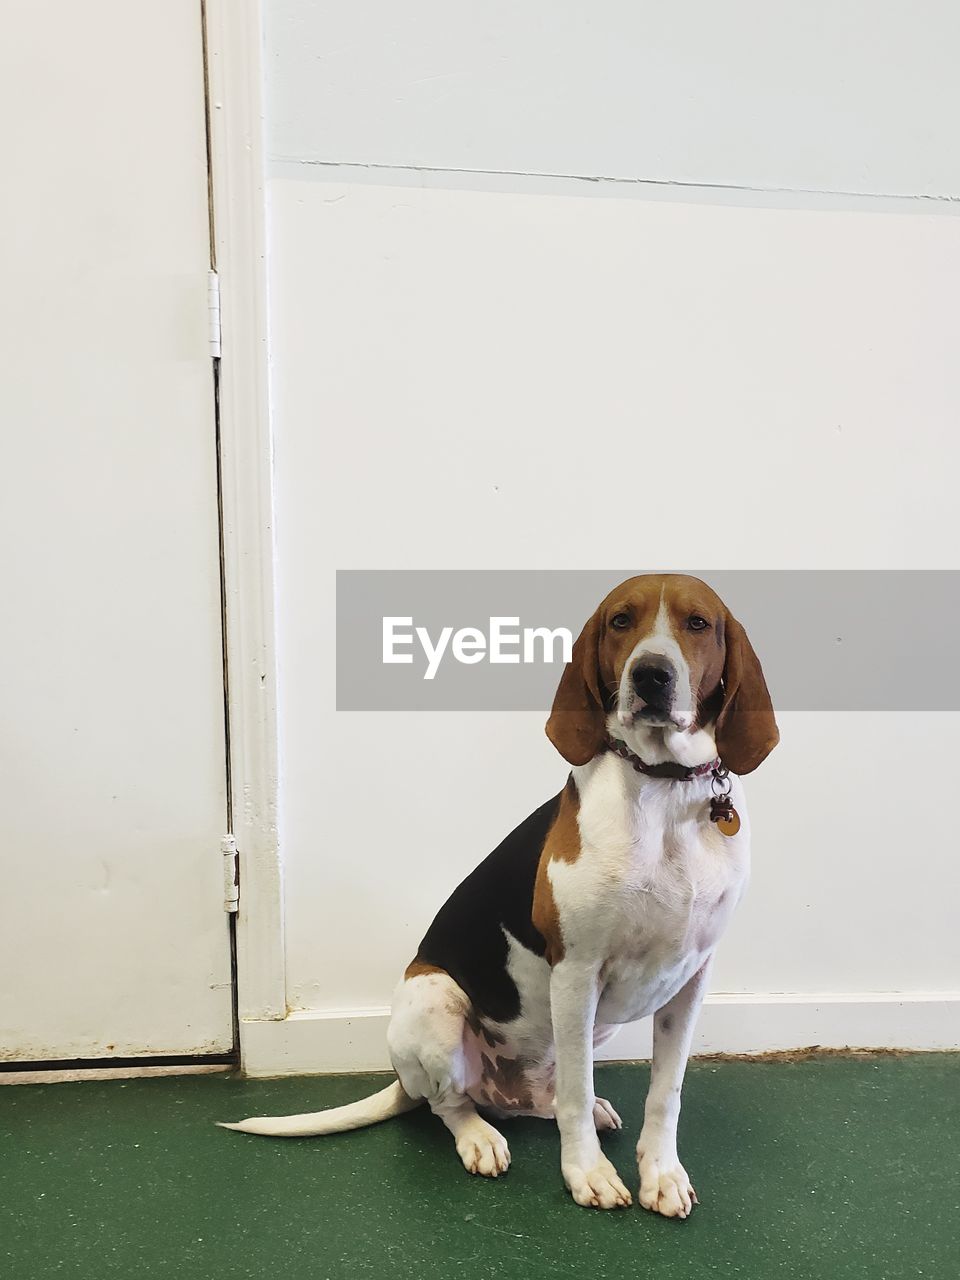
left=388, top=968, right=511, bottom=1177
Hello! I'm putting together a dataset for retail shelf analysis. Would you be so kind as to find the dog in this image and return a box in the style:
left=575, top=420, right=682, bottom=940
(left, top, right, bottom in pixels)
left=221, top=574, right=778, bottom=1215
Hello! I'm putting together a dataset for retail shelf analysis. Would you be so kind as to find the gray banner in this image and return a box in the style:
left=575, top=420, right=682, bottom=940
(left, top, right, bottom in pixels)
left=336, top=571, right=960, bottom=712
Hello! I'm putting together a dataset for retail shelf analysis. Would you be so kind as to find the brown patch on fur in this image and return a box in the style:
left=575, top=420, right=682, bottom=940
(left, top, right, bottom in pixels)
left=479, top=1051, right=535, bottom=1111
left=531, top=775, right=581, bottom=965
left=403, top=958, right=446, bottom=981
left=713, top=612, right=779, bottom=775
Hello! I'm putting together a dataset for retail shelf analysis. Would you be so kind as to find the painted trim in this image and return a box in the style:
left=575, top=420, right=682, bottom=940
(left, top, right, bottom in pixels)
left=240, top=993, right=960, bottom=1077
left=205, top=0, right=285, bottom=1021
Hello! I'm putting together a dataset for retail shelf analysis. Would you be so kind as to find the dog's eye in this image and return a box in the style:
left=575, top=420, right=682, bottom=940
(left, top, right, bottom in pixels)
left=610, top=613, right=631, bottom=631
left=687, top=615, right=709, bottom=632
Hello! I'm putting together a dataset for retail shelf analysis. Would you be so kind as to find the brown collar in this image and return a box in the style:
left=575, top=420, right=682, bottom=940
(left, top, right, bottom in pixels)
left=604, top=736, right=720, bottom=781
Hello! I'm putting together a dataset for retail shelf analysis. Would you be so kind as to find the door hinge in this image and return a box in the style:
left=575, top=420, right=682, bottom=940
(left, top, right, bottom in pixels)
left=222, top=835, right=239, bottom=912
left=207, top=269, right=222, bottom=359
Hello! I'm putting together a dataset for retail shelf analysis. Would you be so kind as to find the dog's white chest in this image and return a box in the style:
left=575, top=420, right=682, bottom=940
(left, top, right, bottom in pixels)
left=552, top=756, right=750, bottom=1025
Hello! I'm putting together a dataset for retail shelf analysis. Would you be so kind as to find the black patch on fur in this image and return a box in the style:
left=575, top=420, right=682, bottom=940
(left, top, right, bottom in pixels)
left=413, top=792, right=560, bottom=1023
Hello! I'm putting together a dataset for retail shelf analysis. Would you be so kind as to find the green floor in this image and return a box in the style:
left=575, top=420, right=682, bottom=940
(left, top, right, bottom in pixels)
left=2, top=1056, right=957, bottom=1279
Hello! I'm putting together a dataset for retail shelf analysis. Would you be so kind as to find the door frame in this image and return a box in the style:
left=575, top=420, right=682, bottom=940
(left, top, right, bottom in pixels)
left=205, top=0, right=286, bottom=1035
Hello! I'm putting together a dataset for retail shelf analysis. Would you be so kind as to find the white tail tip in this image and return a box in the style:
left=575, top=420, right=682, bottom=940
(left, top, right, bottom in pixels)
left=215, top=1080, right=420, bottom=1137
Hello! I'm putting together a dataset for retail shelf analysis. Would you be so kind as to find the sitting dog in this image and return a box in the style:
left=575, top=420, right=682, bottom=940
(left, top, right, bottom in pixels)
left=222, top=574, right=778, bottom=1215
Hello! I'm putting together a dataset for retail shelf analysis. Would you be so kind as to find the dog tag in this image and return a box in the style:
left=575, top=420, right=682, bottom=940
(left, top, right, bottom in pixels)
left=716, top=809, right=741, bottom=837
left=709, top=795, right=741, bottom=837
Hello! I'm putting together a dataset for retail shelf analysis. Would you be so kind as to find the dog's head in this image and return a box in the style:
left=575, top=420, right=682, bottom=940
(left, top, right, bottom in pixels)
left=546, top=574, right=778, bottom=775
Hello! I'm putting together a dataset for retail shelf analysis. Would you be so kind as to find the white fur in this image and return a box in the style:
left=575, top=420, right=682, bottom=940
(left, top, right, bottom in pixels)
left=546, top=747, right=748, bottom=1209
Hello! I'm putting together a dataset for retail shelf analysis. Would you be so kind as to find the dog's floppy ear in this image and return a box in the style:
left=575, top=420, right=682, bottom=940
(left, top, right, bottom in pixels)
left=545, top=608, right=607, bottom=766
left=715, top=612, right=779, bottom=775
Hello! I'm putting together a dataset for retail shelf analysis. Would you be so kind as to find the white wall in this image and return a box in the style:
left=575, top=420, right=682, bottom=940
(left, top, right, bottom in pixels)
left=251, top=5, right=960, bottom=1073
left=266, top=1, right=960, bottom=199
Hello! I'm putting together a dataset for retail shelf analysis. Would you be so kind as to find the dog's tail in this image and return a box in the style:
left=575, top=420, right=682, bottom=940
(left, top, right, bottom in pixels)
left=217, top=1078, right=420, bottom=1138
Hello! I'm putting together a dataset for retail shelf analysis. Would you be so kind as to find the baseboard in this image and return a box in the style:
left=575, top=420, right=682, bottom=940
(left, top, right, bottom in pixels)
left=0, top=1064, right=232, bottom=1087
left=239, top=991, right=960, bottom=1077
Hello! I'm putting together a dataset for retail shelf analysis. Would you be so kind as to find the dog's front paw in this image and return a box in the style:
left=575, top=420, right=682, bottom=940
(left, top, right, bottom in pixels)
left=562, top=1154, right=632, bottom=1210
left=636, top=1146, right=698, bottom=1219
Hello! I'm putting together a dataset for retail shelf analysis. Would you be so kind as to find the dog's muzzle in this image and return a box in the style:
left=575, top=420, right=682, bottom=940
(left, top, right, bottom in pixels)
left=629, top=656, right=677, bottom=715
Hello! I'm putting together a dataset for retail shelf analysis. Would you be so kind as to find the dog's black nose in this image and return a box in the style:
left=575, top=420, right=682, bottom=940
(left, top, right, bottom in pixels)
left=631, top=657, right=676, bottom=707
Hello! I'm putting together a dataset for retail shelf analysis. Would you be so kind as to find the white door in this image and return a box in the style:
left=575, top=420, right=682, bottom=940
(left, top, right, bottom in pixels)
left=0, top=2, right=233, bottom=1060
